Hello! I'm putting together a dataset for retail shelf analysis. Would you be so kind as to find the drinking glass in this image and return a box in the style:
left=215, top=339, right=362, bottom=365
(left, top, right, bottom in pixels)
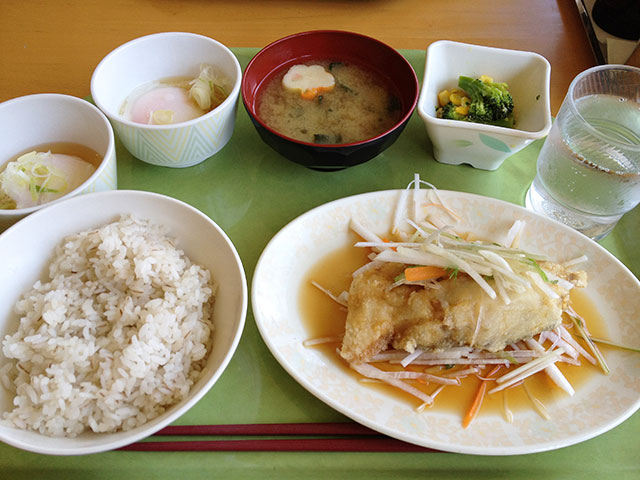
left=526, top=65, right=640, bottom=240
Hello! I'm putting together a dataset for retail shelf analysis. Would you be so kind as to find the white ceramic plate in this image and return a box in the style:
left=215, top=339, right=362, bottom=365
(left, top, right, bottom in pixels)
left=252, top=189, right=640, bottom=455
left=0, top=190, right=247, bottom=455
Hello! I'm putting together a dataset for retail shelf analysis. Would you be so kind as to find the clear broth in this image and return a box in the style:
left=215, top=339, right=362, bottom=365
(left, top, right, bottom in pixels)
left=4, top=142, right=102, bottom=169
left=1, top=142, right=101, bottom=210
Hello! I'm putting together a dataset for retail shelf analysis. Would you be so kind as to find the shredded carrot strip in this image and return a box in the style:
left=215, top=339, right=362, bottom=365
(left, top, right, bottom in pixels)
left=462, top=365, right=501, bottom=428
left=462, top=381, right=487, bottom=429
left=404, top=266, right=447, bottom=282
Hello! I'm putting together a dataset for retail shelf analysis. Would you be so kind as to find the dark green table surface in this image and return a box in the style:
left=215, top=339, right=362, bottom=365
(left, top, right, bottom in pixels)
left=2, top=48, right=638, bottom=479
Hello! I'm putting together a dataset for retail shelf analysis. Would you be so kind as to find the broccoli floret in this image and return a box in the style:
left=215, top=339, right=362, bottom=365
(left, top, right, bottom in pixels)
left=467, top=101, right=493, bottom=124
left=437, top=102, right=468, bottom=121
left=458, top=76, right=514, bottom=127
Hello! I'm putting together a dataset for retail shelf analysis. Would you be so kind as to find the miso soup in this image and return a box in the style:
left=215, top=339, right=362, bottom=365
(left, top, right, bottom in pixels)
left=258, top=61, right=402, bottom=144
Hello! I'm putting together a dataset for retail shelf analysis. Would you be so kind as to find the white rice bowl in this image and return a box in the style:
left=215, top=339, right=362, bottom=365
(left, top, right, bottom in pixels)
left=0, top=191, right=247, bottom=455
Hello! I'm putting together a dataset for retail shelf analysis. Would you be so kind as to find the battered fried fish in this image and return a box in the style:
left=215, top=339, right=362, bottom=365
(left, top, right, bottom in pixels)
left=340, top=262, right=586, bottom=364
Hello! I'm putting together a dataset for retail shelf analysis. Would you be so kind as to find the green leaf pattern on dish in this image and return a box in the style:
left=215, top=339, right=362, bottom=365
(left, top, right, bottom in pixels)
left=453, top=140, right=473, bottom=147
left=479, top=133, right=511, bottom=153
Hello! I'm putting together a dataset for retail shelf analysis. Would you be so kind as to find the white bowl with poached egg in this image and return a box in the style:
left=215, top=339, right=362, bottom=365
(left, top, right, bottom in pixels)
left=91, top=32, right=242, bottom=168
left=0, top=93, right=117, bottom=231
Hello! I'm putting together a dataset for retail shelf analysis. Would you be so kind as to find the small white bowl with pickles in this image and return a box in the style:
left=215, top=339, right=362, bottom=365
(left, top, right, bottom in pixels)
left=0, top=93, right=117, bottom=231
left=418, top=40, right=552, bottom=171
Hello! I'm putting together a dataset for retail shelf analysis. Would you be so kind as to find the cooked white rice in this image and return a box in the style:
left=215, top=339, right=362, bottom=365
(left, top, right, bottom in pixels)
left=0, top=215, right=215, bottom=437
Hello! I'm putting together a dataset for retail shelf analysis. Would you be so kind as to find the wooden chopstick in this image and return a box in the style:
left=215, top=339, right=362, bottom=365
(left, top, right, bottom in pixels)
left=118, top=423, right=439, bottom=453
left=121, top=437, right=436, bottom=453
left=155, top=422, right=380, bottom=437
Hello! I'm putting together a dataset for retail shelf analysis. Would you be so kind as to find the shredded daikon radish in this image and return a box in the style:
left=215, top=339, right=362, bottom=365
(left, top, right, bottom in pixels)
left=502, top=391, right=514, bottom=423
left=303, top=335, right=344, bottom=347
left=359, top=368, right=460, bottom=385
left=350, top=363, right=434, bottom=405
left=429, top=384, right=447, bottom=401
left=370, top=347, right=470, bottom=362
left=489, top=348, right=565, bottom=394
left=504, top=220, right=525, bottom=248
left=494, top=274, right=512, bottom=305
left=392, top=188, right=411, bottom=234
left=405, top=218, right=433, bottom=239
left=443, top=366, right=481, bottom=378
left=544, top=270, right=575, bottom=290
left=524, top=338, right=574, bottom=396
left=559, top=325, right=596, bottom=364
left=351, top=260, right=383, bottom=278
left=350, top=218, right=384, bottom=246
left=559, top=355, right=581, bottom=366
left=546, top=330, right=562, bottom=352
left=374, top=247, right=449, bottom=269
left=311, top=281, right=348, bottom=307
left=397, top=358, right=517, bottom=366
left=412, top=173, right=421, bottom=224
left=470, top=306, right=484, bottom=347
left=544, top=329, right=579, bottom=359
left=423, top=225, right=455, bottom=247
left=400, top=348, right=424, bottom=368
left=478, top=249, right=513, bottom=271
left=376, top=348, right=538, bottom=364
left=526, top=271, right=560, bottom=299
left=354, top=241, right=421, bottom=249
left=426, top=185, right=459, bottom=222
left=561, top=255, right=588, bottom=268
left=522, top=383, right=551, bottom=420
left=424, top=244, right=496, bottom=299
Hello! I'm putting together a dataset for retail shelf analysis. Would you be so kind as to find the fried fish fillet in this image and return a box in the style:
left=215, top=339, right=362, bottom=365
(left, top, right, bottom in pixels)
left=339, top=262, right=586, bottom=364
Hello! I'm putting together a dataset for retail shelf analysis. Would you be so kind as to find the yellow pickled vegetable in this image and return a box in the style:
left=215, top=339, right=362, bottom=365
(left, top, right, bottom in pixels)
left=449, top=93, right=463, bottom=106
left=438, top=89, right=450, bottom=107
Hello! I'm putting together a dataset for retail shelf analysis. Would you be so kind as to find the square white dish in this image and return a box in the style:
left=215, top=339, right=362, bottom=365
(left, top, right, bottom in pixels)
left=417, top=41, right=552, bottom=170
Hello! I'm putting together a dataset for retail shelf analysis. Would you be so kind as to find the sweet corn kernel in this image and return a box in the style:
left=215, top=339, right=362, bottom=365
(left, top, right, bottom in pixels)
left=438, top=90, right=450, bottom=107
left=479, top=75, right=493, bottom=83
left=449, top=93, right=463, bottom=105
left=461, top=96, right=471, bottom=107
left=455, top=105, right=469, bottom=115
